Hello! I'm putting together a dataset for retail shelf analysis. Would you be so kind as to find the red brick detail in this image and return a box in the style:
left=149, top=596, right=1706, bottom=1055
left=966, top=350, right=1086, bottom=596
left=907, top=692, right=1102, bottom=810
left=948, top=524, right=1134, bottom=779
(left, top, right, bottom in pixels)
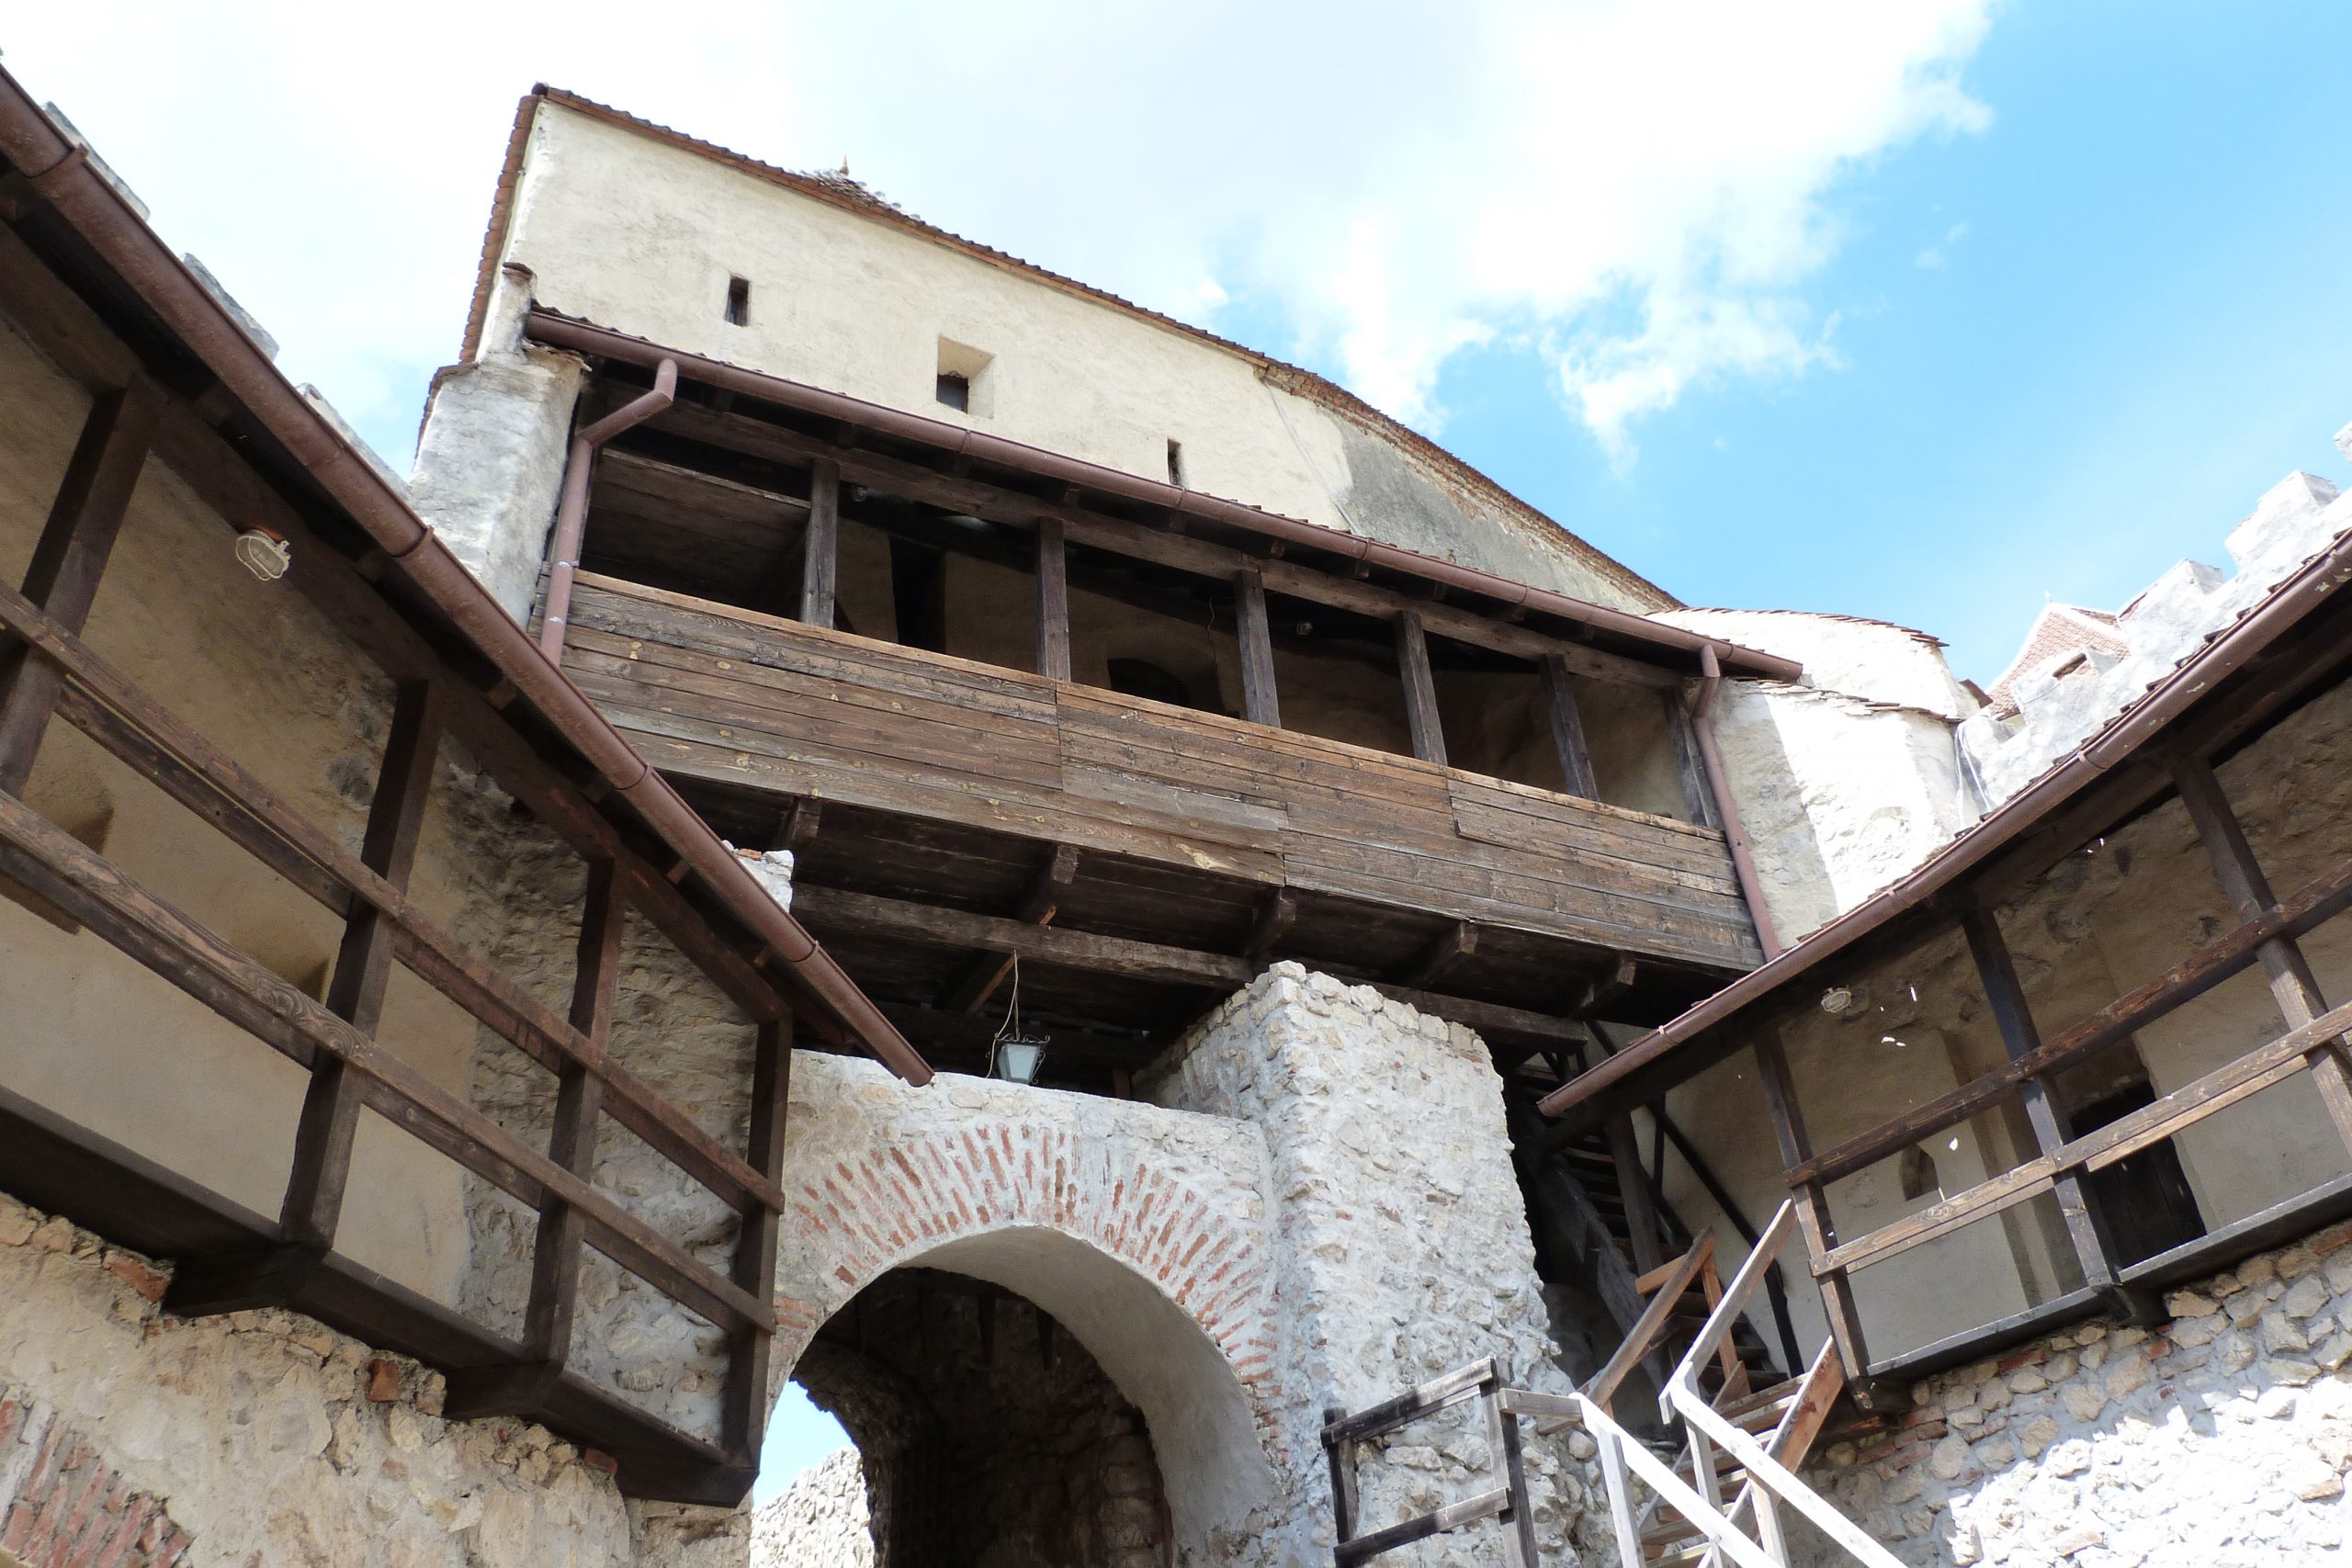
left=785, top=1122, right=1275, bottom=1420
left=0, top=1384, right=190, bottom=1567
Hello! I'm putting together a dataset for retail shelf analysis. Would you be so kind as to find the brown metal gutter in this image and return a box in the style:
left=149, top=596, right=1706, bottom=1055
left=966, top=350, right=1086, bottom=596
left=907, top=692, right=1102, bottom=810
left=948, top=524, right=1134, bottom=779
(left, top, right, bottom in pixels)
left=1538, top=511, right=2352, bottom=1120
left=540, top=357, right=676, bottom=663
left=0, top=78, right=930, bottom=1087
left=523, top=310, right=1808, bottom=685
left=1691, top=646, right=1781, bottom=961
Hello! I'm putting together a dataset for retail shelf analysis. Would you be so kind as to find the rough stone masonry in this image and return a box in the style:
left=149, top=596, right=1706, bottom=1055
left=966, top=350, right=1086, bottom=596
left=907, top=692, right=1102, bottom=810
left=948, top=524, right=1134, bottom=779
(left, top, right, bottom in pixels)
left=1796, top=1218, right=2352, bottom=1567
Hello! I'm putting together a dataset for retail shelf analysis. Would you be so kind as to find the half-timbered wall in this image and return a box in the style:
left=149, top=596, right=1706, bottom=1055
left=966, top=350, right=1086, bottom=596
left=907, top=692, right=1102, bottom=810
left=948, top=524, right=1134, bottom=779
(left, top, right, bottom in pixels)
left=1657, top=653, right=2352, bottom=1369
left=0, top=308, right=488, bottom=1301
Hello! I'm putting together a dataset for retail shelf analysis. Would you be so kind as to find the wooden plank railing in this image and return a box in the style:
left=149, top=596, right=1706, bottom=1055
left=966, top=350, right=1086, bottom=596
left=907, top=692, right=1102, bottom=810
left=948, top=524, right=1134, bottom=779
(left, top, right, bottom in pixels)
left=0, top=573, right=788, bottom=1487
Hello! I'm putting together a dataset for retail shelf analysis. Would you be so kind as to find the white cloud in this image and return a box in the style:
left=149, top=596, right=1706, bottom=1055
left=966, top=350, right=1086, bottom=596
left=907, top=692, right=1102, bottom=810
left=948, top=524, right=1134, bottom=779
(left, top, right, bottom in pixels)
left=0, top=0, right=1994, bottom=466
left=1917, top=220, right=1972, bottom=269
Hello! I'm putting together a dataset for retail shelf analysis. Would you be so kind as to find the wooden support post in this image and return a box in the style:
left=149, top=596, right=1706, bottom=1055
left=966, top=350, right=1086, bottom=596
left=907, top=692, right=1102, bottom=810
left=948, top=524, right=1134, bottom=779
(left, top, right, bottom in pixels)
left=0, top=381, right=159, bottom=795
left=1543, top=652, right=1598, bottom=800
left=1323, top=1405, right=1360, bottom=1544
left=1668, top=698, right=1720, bottom=829
left=1236, top=566, right=1281, bottom=728
left=2172, top=751, right=2352, bottom=1147
left=1398, top=920, right=1476, bottom=988
left=1754, top=1031, right=1877, bottom=1402
left=1243, top=889, right=1296, bottom=965
left=1962, top=908, right=2159, bottom=1324
left=445, top=860, right=625, bottom=1418
left=1036, top=514, right=1071, bottom=682
left=797, top=457, right=839, bottom=627
left=723, top=1016, right=791, bottom=1461
left=1481, top=1368, right=1540, bottom=1568
left=1608, top=1113, right=1666, bottom=1274
left=280, top=679, right=447, bottom=1253
left=1395, top=609, right=1447, bottom=767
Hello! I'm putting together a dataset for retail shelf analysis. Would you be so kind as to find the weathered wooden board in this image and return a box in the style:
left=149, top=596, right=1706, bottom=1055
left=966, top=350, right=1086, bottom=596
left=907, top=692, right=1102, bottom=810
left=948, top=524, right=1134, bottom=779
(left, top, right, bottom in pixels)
left=568, top=577, right=1761, bottom=970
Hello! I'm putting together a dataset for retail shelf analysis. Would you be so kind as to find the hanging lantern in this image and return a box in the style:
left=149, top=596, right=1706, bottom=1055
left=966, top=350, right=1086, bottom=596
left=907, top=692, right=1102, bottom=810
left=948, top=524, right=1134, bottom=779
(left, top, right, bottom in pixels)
left=989, top=957, right=1047, bottom=1085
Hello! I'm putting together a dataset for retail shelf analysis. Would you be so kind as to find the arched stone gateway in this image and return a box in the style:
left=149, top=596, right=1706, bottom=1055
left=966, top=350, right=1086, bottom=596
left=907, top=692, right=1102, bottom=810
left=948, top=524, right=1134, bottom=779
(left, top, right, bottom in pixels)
left=775, top=1053, right=1282, bottom=1552
left=775, top=967, right=1608, bottom=1568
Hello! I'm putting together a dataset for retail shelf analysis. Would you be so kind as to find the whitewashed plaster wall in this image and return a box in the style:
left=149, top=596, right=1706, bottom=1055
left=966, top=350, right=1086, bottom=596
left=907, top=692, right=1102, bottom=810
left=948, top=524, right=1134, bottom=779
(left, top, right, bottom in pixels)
left=1656, top=609, right=1980, bottom=944
left=0, top=311, right=497, bottom=1303
left=431, top=101, right=1662, bottom=616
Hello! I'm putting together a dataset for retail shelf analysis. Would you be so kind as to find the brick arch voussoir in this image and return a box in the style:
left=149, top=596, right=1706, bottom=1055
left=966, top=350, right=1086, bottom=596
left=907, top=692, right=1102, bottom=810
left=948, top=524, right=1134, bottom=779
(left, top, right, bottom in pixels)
left=775, top=1119, right=1276, bottom=1410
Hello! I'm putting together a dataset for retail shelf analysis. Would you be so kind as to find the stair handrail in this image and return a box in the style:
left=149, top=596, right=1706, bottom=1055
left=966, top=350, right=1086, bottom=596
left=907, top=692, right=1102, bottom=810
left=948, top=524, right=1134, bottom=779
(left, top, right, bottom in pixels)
left=1582, top=1229, right=1714, bottom=1414
left=1660, top=1201, right=1905, bottom=1568
left=1567, top=1393, right=1779, bottom=1568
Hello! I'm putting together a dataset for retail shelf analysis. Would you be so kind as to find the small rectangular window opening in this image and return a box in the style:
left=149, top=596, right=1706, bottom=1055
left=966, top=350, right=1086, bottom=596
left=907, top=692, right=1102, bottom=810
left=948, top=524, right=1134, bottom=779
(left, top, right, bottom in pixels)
left=1166, top=439, right=1185, bottom=487
left=935, top=372, right=970, bottom=412
left=724, top=276, right=751, bottom=326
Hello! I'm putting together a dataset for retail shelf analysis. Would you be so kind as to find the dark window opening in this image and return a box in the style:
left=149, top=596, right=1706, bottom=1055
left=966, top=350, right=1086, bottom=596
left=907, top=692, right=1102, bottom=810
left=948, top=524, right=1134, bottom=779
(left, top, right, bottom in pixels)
left=935, top=372, right=970, bottom=412
left=1898, top=1145, right=1939, bottom=1201
left=1106, top=658, right=1193, bottom=708
left=1166, top=439, right=1185, bottom=486
left=2072, top=1077, right=2208, bottom=1265
left=724, top=276, right=751, bottom=326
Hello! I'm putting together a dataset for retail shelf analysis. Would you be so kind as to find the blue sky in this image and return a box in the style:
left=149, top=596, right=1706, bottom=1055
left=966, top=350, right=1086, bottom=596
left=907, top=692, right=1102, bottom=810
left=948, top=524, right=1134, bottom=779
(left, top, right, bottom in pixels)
left=6, top=0, right=2348, bottom=1499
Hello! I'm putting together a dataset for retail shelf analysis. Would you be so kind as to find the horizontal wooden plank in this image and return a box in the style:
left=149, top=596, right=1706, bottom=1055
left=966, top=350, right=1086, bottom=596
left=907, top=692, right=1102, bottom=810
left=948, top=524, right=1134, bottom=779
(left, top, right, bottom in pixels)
left=1822, top=991, right=2352, bottom=1274
left=0, top=790, right=771, bottom=1336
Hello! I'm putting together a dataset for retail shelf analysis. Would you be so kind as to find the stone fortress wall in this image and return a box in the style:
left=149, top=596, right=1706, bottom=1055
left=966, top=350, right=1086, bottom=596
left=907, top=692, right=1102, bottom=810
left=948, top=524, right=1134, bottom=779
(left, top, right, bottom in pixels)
left=1796, top=1220, right=2352, bottom=1567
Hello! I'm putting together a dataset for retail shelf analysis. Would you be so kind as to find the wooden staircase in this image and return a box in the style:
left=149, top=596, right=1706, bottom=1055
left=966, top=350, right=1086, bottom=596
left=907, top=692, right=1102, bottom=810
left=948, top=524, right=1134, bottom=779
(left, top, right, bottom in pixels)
left=1539, top=1125, right=1783, bottom=1412
left=1633, top=1341, right=1845, bottom=1564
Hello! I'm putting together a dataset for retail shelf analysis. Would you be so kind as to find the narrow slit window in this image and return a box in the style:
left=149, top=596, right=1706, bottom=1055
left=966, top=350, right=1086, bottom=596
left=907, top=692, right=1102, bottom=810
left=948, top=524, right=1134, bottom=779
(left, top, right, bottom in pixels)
left=724, top=276, right=751, bottom=326
left=935, top=372, right=970, bottom=412
left=1166, top=439, right=1185, bottom=486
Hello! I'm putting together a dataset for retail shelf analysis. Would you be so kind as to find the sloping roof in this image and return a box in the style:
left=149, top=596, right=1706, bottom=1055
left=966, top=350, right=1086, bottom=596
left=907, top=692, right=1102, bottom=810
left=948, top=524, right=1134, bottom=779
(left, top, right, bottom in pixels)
left=1985, top=603, right=2131, bottom=714
left=1539, top=501, right=2352, bottom=1123
left=457, top=85, right=1678, bottom=614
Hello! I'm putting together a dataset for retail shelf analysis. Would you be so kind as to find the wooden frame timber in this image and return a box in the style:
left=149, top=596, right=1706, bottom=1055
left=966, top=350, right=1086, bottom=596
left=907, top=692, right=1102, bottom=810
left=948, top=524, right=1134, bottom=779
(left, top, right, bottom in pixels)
left=0, top=130, right=931, bottom=1505
left=1535, top=490, right=2352, bottom=1390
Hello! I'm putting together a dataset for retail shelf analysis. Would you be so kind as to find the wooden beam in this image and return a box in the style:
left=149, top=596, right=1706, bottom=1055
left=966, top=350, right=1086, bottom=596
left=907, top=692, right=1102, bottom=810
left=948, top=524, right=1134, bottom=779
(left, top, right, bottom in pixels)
left=1753, top=1031, right=1874, bottom=1398
left=777, top=795, right=822, bottom=853
left=633, top=397, right=1685, bottom=688
left=936, top=843, right=1080, bottom=1013
left=1822, top=988, right=2352, bottom=1274
left=531, top=863, right=624, bottom=1356
left=1395, top=610, right=1447, bottom=767
left=1236, top=566, right=1281, bottom=728
left=280, top=678, right=447, bottom=1253
left=1962, top=908, right=2156, bottom=1323
left=1397, top=920, right=1477, bottom=988
left=0, top=379, right=159, bottom=795
left=1542, top=653, right=1599, bottom=801
left=1242, top=889, right=1296, bottom=964
left=2171, top=751, right=2352, bottom=1147
left=797, top=457, right=839, bottom=627
left=1607, top=1114, right=1666, bottom=1274
left=794, top=882, right=1249, bottom=988
left=0, top=790, right=770, bottom=1335
left=724, top=1016, right=791, bottom=1461
left=1789, top=841, right=2352, bottom=1189
left=21, top=613, right=785, bottom=1216
left=1668, top=696, right=1720, bottom=829
left=1035, top=513, right=1071, bottom=682
left=1577, top=956, right=1638, bottom=1018
left=447, top=859, right=626, bottom=1420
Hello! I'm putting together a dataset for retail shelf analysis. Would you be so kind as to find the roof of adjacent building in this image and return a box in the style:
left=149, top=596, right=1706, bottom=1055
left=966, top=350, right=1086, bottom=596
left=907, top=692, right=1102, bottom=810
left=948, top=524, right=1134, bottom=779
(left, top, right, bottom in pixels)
left=458, top=85, right=1679, bottom=615
left=1984, top=602, right=2132, bottom=715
